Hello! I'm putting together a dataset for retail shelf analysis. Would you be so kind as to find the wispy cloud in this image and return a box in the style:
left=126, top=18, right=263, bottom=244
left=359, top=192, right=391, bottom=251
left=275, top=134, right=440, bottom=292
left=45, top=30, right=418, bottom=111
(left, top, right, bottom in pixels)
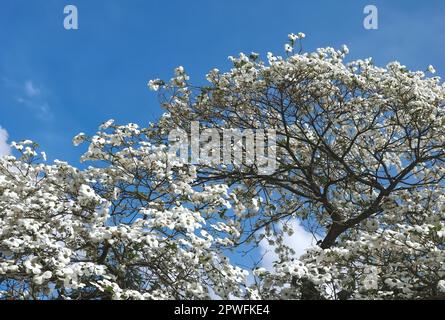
left=13, top=79, right=53, bottom=121
left=0, top=126, right=11, bottom=157
left=24, top=80, right=41, bottom=97
left=259, top=219, right=315, bottom=270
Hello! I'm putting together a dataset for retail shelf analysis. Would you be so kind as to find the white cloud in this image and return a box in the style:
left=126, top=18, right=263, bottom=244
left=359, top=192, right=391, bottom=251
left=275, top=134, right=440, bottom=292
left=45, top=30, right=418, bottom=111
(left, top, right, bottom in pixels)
left=0, top=126, right=11, bottom=157
left=259, top=219, right=314, bottom=270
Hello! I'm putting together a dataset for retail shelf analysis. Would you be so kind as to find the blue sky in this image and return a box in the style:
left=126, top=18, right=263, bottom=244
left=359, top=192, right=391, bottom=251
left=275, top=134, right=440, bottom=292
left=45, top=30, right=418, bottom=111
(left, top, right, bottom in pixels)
left=1, top=0, right=445, bottom=164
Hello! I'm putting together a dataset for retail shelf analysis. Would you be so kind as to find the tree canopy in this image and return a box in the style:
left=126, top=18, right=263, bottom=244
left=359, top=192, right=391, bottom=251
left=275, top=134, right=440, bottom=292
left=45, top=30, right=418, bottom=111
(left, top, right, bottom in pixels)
left=1, top=34, right=445, bottom=300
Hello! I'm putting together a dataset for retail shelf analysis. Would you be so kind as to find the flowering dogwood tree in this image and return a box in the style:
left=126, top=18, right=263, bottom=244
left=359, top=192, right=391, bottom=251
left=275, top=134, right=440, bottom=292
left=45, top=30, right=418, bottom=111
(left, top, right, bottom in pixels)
left=1, top=34, right=445, bottom=299
left=0, top=136, right=248, bottom=299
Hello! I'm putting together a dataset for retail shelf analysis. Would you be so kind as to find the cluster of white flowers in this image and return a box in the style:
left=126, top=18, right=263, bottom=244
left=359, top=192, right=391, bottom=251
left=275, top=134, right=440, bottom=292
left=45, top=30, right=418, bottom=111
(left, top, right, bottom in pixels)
left=0, top=136, right=249, bottom=299
left=146, top=33, right=445, bottom=300
left=288, top=32, right=305, bottom=42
